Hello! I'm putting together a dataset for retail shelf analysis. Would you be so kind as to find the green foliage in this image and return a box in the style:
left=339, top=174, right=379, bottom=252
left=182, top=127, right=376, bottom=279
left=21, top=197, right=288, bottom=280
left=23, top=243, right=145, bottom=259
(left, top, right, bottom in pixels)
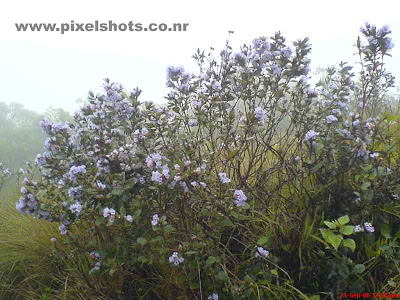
left=0, top=24, right=400, bottom=300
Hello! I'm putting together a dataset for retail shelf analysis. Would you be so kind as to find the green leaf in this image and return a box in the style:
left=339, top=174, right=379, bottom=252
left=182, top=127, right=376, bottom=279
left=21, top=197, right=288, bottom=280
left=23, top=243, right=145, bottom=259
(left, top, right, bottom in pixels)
left=309, top=296, right=320, bottom=300
left=324, top=221, right=337, bottom=229
left=227, top=150, right=239, bottom=159
left=95, top=217, right=103, bottom=226
left=109, top=268, right=117, bottom=276
left=328, top=234, right=343, bottom=250
left=164, top=224, right=174, bottom=233
left=218, top=217, right=234, bottom=228
left=361, top=182, right=371, bottom=190
left=338, top=215, right=350, bottom=225
left=137, top=237, right=147, bottom=245
left=339, top=225, right=354, bottom=235
left=388, top=280, right=396, bottom=287
left=380, top=224, right=391, bottom=239
left=189, top=281, right=200, bottom=289
left=257, top=236, right=270, bottom=246
left=353, top=264, right=365, bottom=274
left=120, top=206, right=126, bottom=218
left=320, top=228, right=334, bottom=242
left=206, top=256, right=217, bottom=265
left=125, top=178, right=136, bottom=189
left=270, top=269, right=278, bottom=276
left=343, top=238, right=356, bottom=252
left=111, top=188, right=123, bottom=196
left=311, top=162, right=323, bottom=172
left=217, top=271, right=229, bottom=282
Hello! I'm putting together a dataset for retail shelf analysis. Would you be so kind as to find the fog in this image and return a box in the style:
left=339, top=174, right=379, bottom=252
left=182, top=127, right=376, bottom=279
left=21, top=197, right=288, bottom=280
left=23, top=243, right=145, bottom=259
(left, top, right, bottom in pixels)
left=0, top=0, right=399, bottom=114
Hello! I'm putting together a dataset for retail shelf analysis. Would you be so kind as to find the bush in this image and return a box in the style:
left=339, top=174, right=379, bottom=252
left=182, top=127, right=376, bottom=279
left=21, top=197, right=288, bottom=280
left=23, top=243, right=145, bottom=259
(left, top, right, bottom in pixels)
left=11, top=23, right=400, bottom=299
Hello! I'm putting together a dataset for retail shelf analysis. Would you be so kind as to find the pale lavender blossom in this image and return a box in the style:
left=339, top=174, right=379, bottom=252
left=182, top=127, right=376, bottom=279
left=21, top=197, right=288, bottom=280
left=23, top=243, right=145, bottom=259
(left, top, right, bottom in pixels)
left=94, top=262, right=102, bottom=270
left=59, top=224, right=67, bottom=235
left=354, top=225, right=364, bottom=233
left=272, top=64, right=282, bottom=75
left=208, top=293, right=219, bottom=300
left=326, top=115, right=338, bottom=124
left=125, top=215, right=134, bottom=223
left=103, top=207, right=116, bottom=223
left=254, top=107, right=266, bottom=123
left=151, top=171, right=163, bottom=183
left=218, top=172, right=231, bottom=184
left=97, top=181, right=106, bottom=190
left=151, top=214, right=159, bottom=226
left=146, top=153, right=162, bottom=168
left=192, top=100, right=202, bottom=109
left=255, top=247, right=269, bottom=258
left=169, top=252, right=184, bottom=265
left=234, top=189, right=247, bottom=207
left=188, top=119, right=198, bottom=127
left=304, top=130, right=318, bottom=142
left=69, top=201, right=83, bottom=215
left=364, top=222, right=375, bottom=232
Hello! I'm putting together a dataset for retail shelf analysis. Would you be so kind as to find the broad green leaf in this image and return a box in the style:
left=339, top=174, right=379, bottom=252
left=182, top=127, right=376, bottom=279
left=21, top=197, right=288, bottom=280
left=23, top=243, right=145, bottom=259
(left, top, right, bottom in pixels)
left=337, top=215, right=350, bottom=225
left=137, top=237, right=147, bottom=245
left=339, top=225, right=354, bottom=235
left=120, top=206, right=126, bottom=218
left=324, top=221, right=337, bottom=229
left=320, top=228, right=334, bottom=242
left=328, top=234, right=343, bottom=250
left=206, top=256, right=217, bottom=265
left=111, top=188, right=123, bottom=196
left=217, top=271, right=229, bottom=282
left=343, top=238, right=356, bottom=252
left=380, top=224, right=391, bottom=239
left=257, top=236, right=270, bottom=246
left=353, top=264, right=365, bottom=274
left=361, top=182, right=371, bottom=190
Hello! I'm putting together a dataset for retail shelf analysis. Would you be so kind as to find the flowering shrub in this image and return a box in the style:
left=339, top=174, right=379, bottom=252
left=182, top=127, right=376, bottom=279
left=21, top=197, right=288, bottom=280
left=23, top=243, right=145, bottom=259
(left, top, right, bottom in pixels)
left=0, top=163, right=12, bottom=190
left=16, top=23, right=400, bottom=299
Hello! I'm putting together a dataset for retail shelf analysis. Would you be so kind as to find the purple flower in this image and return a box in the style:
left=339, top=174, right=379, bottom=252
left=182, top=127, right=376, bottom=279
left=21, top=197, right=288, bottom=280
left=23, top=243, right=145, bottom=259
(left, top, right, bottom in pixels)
left=255, top=247, right=269, bottom=258
left=125, top=215, right=134, bottom=222
left=304, top=130, right=318, bottom=142
left=151, top=214, right=159, bottom=226
left=69, top=201, right=83, bottom=215
left=364, top=222, right=375, bottom=232
left=188, top=119, right=198, bottom=127
left=151, top=171, right=163, bottom=183
left=254, top=107, right=266, bottom=123
left=326, top=115, right=338, bottom=124
left=234, top=189, right=247, bottom=207
left=354, top=225, right=363, bottom=232
left=218, top=172, right=231, bottom=184
left=169, top=252, right=184, bottom=265
left=103, top=207, right=116, bottom=223
left=208, top=293, right=219, bottom=300
left=272, top=64, right=282, bottom=75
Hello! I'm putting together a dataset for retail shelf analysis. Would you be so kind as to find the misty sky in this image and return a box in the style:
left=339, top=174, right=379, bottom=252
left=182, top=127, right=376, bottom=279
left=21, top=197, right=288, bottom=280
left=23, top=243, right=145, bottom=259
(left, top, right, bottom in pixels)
left=1, top=0, right=399, bottom=115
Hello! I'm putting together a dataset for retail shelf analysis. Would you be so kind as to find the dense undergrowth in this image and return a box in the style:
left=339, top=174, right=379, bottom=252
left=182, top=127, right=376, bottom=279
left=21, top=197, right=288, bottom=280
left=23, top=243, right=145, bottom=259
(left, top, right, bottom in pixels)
left=1, top=23, right=400, bottom=300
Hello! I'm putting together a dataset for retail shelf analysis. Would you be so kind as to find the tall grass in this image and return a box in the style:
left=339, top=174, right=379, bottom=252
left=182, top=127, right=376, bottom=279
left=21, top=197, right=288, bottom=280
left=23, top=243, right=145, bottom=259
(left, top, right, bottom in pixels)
left=0, top=180, right=62, bottom=300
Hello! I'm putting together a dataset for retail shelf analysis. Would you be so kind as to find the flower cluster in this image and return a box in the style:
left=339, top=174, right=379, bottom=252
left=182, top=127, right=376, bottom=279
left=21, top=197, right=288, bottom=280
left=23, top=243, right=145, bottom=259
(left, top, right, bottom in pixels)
left=255, top=247, right=269, bottom=258
left=169, top=252, right=184, bottom=266
left=233, top=190, right=247, bottom=207
left=354, top=222, right=375, bottom=233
